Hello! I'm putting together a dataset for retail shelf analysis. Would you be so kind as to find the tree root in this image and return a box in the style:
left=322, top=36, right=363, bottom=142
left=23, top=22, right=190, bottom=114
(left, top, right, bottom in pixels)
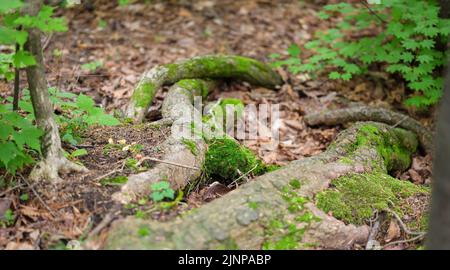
left=304, top=105, right=433, bottom=154
left=29, top=155, right=88, bottom=183
left=112, top=79, right=216, bottom=204
left=126, top=55, right=282, bottom=123
left=28, top=120, right=88, bottom=182
left=101, top=122, right=419, bottom=249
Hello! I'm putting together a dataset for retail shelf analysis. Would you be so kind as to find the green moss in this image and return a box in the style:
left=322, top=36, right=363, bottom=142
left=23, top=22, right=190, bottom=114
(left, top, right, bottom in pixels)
left=289, top=179, right=301, bottom=189
left=351, top=124, right=417, bottom=172
left=204, top=137, right=268, bottom=184
left=216, top=239, right=240, bottom=250
left=165, top=55, right=281, bottom=88
left=248, top=201, right=259, bottom=210
left=181, top=138, right=198, bottom=156
left=100, top=176, right=128, bottom=186
left=316, top=173, right=430, bottom=225
left=176, top=79, right=210, bottom=98
left=131, top=82, right=157, bottom=108
left=262, top=185, right=319, bottom=250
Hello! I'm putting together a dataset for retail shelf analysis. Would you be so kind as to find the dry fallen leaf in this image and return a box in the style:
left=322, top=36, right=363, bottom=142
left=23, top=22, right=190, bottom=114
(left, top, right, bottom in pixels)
left=385, top=220, right=401, bottom=242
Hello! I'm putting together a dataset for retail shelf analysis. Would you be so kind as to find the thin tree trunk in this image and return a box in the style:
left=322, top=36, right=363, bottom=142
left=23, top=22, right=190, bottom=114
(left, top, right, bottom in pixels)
left=13, top=43, right=20, bottom=111
left=427, top=62, right=450, bottom=249
left=24, top=0, right=86, bottom=182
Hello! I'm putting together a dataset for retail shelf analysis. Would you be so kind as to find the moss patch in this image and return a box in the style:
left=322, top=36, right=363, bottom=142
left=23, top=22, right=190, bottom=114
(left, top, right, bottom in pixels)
left=131, top=82, right=157, bottom=109
left=351, top=124, right=418, bottom=172
left=262, top=184, right=320, bottom=250
left=176, top=79, right=211, bottom=98
left=316, top=173, right=429, bottom=225
left=204, top=137, right=268, bottom=184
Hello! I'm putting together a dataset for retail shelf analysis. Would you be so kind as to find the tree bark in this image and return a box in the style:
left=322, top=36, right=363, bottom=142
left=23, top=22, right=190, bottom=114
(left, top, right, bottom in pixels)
left=24, top=0, right=86, bottom=182
left=427, top=62, right=450, bottom=249
left=113, top=79, right=217, bottom=203
left=101, top=122, right=419, bottom=250
left=304, top=106, right=433, bottom=154
left=126, top=55, right=283, bottom=123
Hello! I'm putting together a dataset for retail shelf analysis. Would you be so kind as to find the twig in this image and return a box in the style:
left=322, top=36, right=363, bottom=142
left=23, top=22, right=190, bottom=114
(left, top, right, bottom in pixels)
left=391, top=115, right=409, bottom=129
left=18, top=174, right=57, bottom=218
left=385, top=208, right=426, bottom=236
left=43, top=33, right=53, bottom=51
left=366, top=211, right=381, bottom=250
left=92, top=161, right=126, bottom=182
left=227, top=163, right=259, bottom=188
left=0, top=183, right=27, bottom=197
left=87, top=209, right=119, bottom=238
left=382, top=233, right=426, bottom=249
left=360, top=0, right=386, bottom=24
left=136, top=156, right=200, bottom=170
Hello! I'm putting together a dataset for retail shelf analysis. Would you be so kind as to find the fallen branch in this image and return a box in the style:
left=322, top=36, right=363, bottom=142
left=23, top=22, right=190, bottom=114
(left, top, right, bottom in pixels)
left=126, top=55, right=283, bottom=123
left=304, top=105, right=433, bottom=154
left=100, top=122, right=419, bottom=249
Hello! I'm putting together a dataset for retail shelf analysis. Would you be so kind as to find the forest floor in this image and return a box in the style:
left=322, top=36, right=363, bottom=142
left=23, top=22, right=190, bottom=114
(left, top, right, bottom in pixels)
left=0, top=0, right=435, bottom=250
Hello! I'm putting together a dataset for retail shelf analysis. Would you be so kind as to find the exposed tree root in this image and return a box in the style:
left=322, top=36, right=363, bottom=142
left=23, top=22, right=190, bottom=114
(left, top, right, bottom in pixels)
left=112, top=79, right=216, bottom=204
left=126, top=55, right=282, bottom=123
left=304, top=105, right=433, bottom=154
left=101, top=122, right=419, bottom=249
left=28, top=103, right=87, bottom=183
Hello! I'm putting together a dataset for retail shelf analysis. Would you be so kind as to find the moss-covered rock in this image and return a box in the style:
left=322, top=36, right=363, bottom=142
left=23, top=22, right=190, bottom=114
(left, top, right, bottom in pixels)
left=316, top=173, right=429, bottom=226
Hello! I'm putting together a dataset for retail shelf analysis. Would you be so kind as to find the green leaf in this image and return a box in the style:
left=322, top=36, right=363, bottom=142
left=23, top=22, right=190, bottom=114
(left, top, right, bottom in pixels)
left=71, top=148, right=88, bottom=157
left=151, top=181, right=171, bottom=191
left=328, top=71, right=341, bottom=80
left=150, top=192, right=164, bottom=202
left=0, top=123, right=13, bottom=140
left=12, top=50, right=36, bottom=68
left=0, top=0, right=23, bottom=14
left=12, top=127, right=43, bottom=152
left=76, top=93, right=95, bottom=112
left=287, top=44, right=301, bottom=58
left=0, top=141, right=18, bottom=168
left=317, top=11, right=330, bottom=20
left=0, top=27, right=27, bottom=46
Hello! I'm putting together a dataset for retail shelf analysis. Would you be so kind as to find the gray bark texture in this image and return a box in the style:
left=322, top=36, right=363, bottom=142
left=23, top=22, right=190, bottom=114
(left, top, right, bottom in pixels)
left=427, top=63, right=450, bottom=249
left=102, top=122, right=418, bottom=250
left=113, top=79, right=217, bottom=204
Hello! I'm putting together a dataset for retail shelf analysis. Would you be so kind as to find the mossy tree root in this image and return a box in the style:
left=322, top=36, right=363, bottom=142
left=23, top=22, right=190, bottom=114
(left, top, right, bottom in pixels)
left=304, top=105, right=433, bottom=154
left=112, top=79, right=217, bottom=204
left=102, top=122, right=419, bottom=249
left=126, top=55, right=283, bottom=123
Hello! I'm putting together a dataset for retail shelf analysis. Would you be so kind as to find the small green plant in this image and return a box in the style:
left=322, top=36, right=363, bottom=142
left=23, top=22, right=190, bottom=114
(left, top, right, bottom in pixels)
left=137, top=225, right=150, bottom=237
left=273, top=1, right=450, bottom=107
left=66, top=148, right=88, bottom=160
left=118, top=0, right=130, bottom=6
left=100, top=175, right=128, bottom=186
left=19, top=88, right=120, bottom=146
left=19, top=193, right=29, bottom=201
left=0, top=98, right=43, bottom=173
left=149, top=181, right=175, bottom=202
left=0, top=209, right=15, bottom=227
left=97, top=19, right=107, bottom=29
left=81, top=60, right=103, bottom=73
